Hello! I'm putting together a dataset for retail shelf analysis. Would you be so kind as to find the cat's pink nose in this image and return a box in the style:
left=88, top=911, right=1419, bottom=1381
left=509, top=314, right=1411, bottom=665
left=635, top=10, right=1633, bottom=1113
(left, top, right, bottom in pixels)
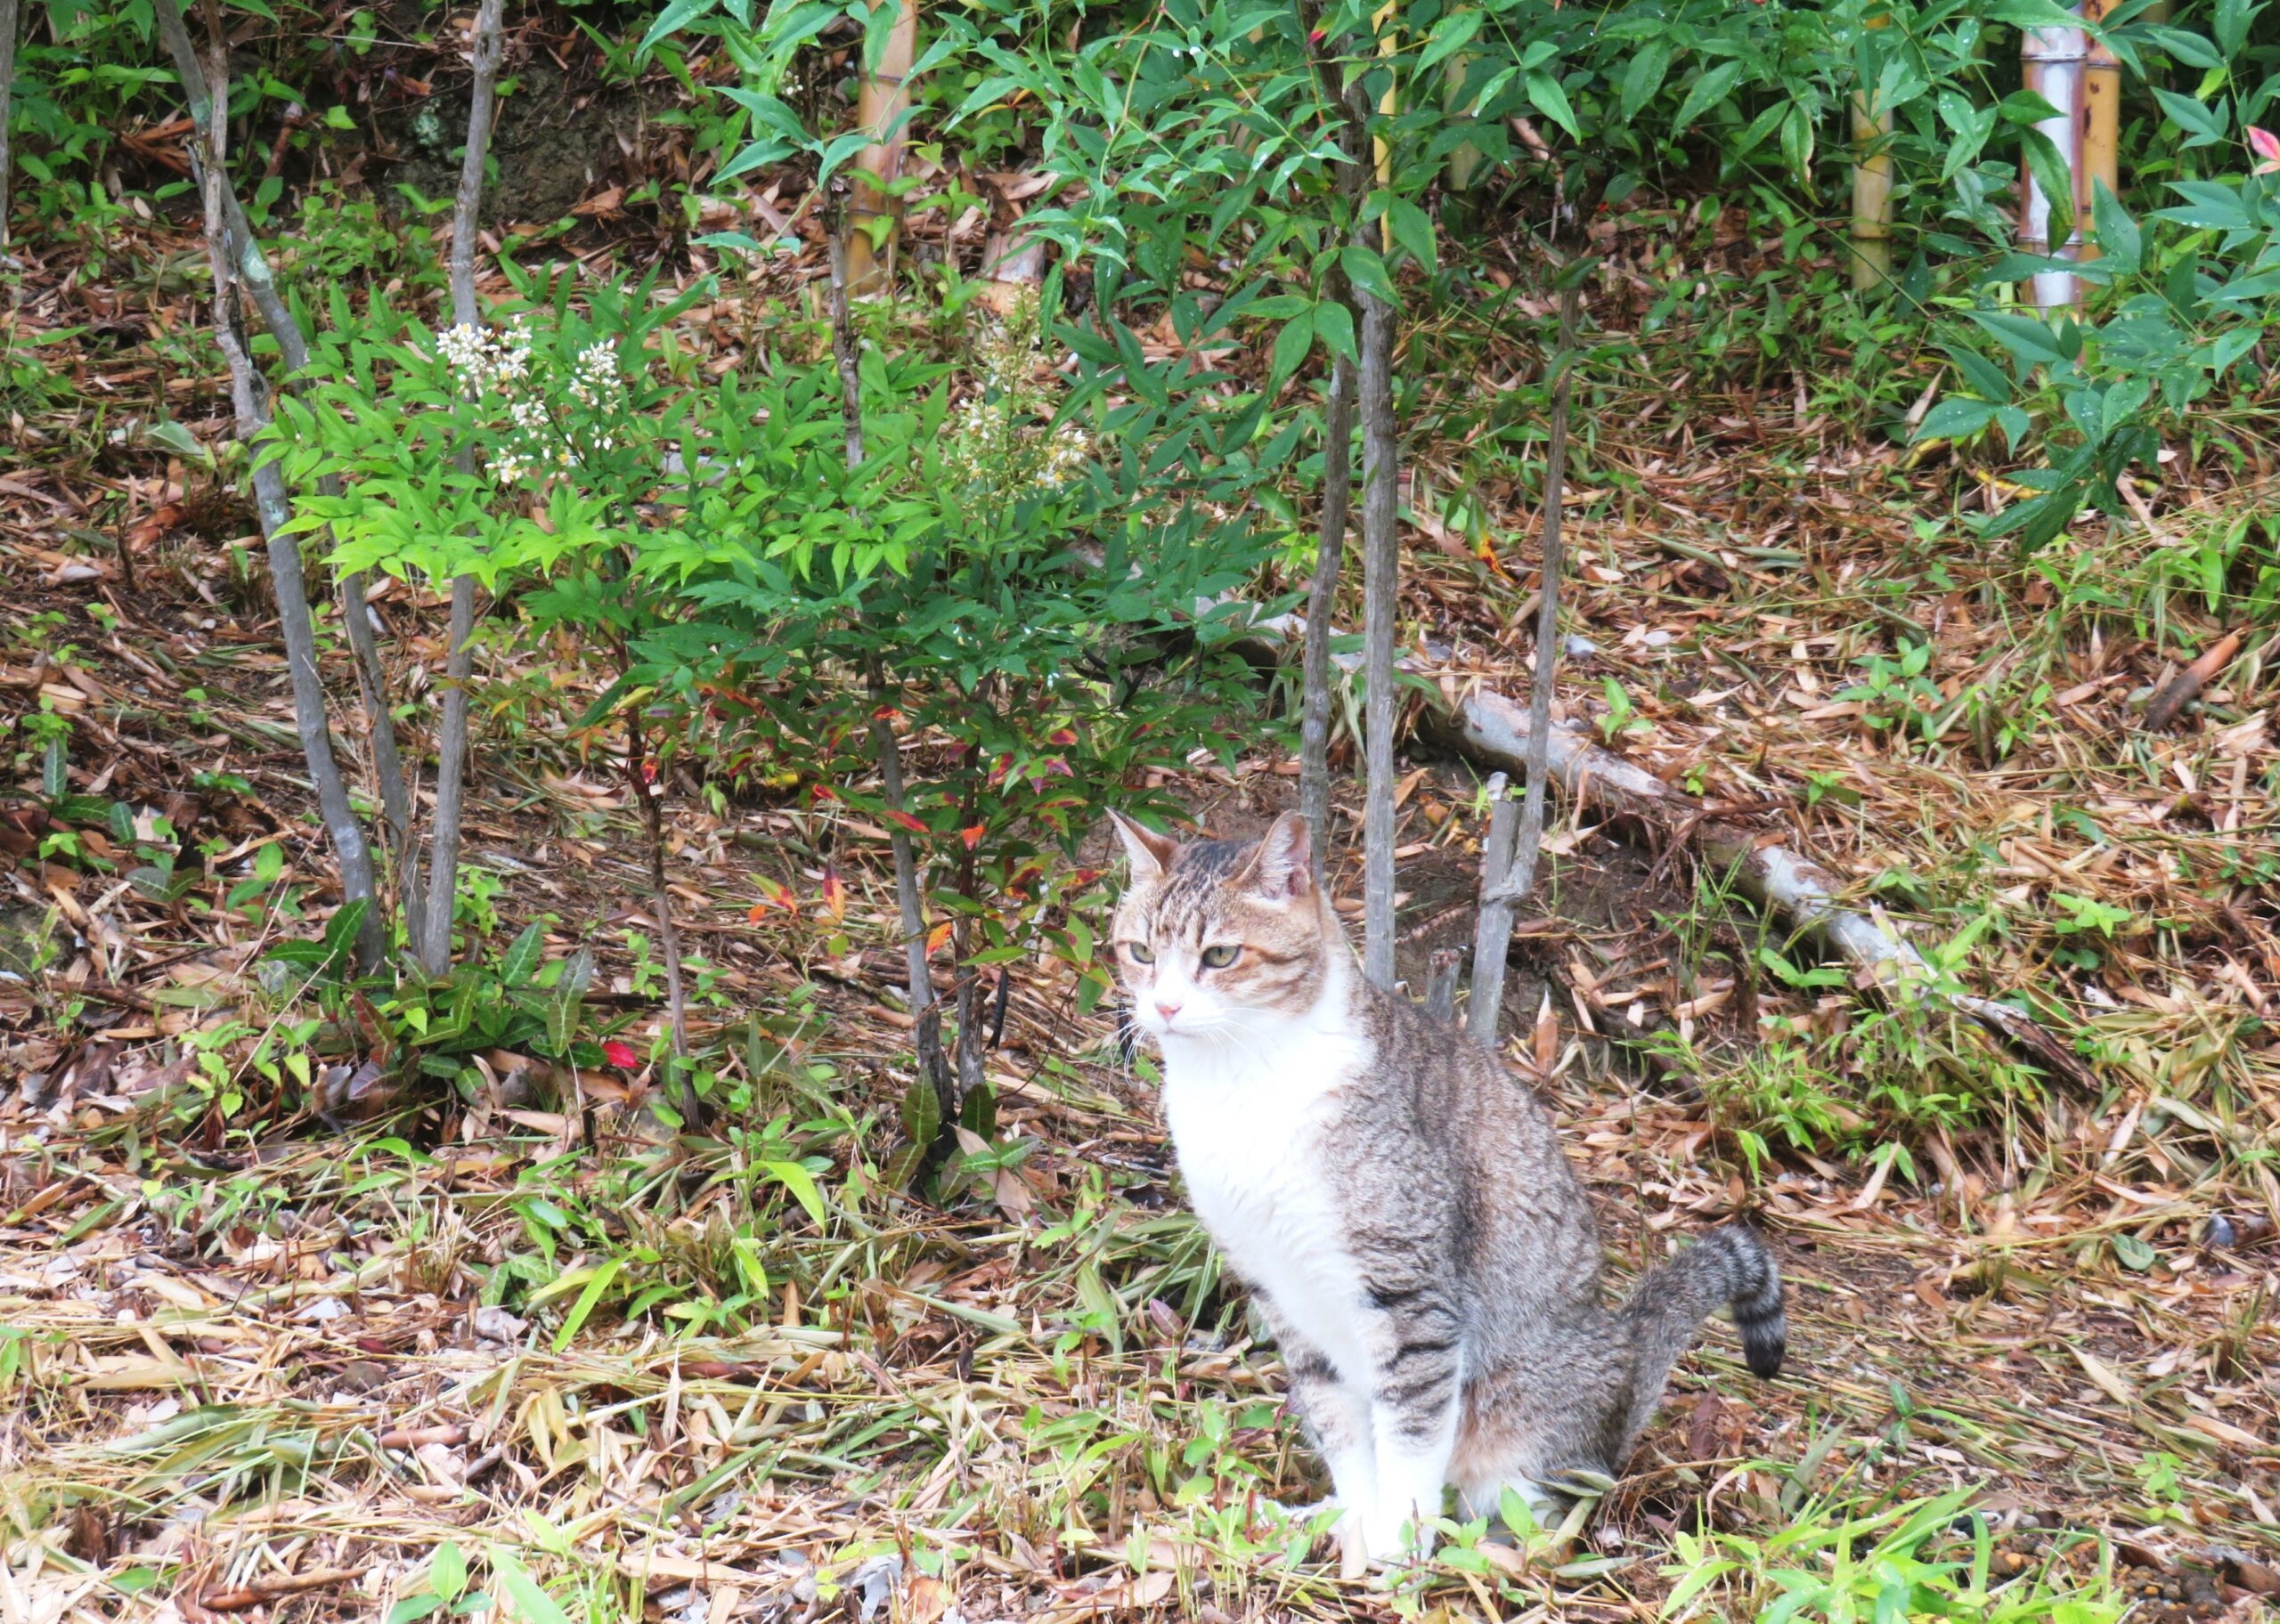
left=1154, top=996, right=1183, bottom=1022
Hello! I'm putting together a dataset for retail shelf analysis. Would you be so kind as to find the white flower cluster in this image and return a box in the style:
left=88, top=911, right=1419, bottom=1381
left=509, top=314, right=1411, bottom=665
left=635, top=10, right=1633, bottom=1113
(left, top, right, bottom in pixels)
left=941, top=296, right=1093, bottom=498
left=431, top=318, right=628, bottom=487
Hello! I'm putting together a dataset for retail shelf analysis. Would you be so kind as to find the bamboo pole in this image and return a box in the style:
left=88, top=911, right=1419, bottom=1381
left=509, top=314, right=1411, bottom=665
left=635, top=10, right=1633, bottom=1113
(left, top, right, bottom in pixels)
left=2020, top=18, right=2088, bottom=309
left=843, top=0, right=920, bottom=295
left=2079, top=0, right=2119, bottom=264
left=1848, top=11, right=1893, bottom=292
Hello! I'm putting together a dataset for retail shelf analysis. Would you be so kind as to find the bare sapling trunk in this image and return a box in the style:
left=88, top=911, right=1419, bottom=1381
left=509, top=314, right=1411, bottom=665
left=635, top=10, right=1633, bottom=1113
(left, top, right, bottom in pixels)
left=1298, top=353, right=1355, bottom=887
left=172, top=1, right=384, bottom=973
left=158, top=0, right=411, bottom=963
left=1486, top=269, right=1580, bottom=914
left=1356, top=254, right=1399, bottom=988
left=843, top=0, right=920, bottom=294
left=418, top=0, right=506, bottom=975
left=830, top=228, right=955, bottom=1117
left=0, top=0, right=20, bottom=249
left=1465, top=772, right=1519, bottom=1044
left=1295, top=0, right=1374, bottom=889
left=625, top=716, right=692, bottom=1116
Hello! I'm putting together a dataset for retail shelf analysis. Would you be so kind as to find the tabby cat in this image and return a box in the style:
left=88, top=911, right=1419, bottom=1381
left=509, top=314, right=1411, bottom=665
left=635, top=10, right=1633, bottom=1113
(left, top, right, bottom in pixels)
left=1109, top=809, right=1785, bottom=1576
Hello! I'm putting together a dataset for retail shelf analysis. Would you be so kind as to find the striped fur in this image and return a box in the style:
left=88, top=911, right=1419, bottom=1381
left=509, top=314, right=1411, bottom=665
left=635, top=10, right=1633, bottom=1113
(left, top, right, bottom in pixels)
left=1109, top=810, right=1786, bottom=1575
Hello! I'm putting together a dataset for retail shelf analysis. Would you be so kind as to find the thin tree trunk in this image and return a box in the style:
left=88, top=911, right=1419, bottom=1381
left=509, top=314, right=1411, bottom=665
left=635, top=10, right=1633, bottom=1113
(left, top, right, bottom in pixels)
left=179, top=2, right=382, bottom=971
left=0, top=0, right=21, bottom=248
left=1465, top=772, right=1519, bottom=1045
left=1356, top=280, right=1399, bottom=988
left=1296, top=0, right=1373, bottom=890
left=627, top=720, right=691, bottom=1079
left=1299, top=353, right=1354, bottom=887
left=157, top=0, right=411, bottom=947
left=843, top=0, right=919, bottom=294
left=418, top=0, right=505, bottom=975
left=830, top=228, right=954, bottom=1114
left=1486, top=273, right=1579, bottom=914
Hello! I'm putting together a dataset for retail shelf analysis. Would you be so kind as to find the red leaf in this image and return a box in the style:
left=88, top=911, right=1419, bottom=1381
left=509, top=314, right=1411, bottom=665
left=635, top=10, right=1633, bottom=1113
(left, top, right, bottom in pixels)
left=602, top=1040, right=640, bottom=1068
left=884, top=808, right=927, bottom=833
left=819, top=866, right=847, bottom=921
left=1049, top=727, right=1078, bottom=746
left=2253, top=126, right=2280, bottom=172
left=961, top=824, right=986, bottom=850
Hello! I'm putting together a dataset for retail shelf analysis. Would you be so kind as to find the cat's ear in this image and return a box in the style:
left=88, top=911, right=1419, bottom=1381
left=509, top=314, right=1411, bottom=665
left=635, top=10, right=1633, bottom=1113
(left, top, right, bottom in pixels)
left=1108, top=810, right=1177, bottom=881
left=1240, top=811, right=1312, bottom=902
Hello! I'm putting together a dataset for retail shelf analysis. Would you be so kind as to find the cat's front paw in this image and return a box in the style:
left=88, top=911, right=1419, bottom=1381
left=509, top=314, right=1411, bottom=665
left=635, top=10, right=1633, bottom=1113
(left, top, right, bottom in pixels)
left=1353, top=1506, right=1434, bottom=1572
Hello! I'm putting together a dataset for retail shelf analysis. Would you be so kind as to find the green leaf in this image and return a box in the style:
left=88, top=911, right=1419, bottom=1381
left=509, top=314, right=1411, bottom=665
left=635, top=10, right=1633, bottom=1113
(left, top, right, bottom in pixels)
left=1339, top=245, right=1397, bottom=306
left=639, top=0, right=715, bottom=53
left=2089, top=181, right=2141, bottom=275
left=1268, top=312, right=1315, bottom=387
left=2151, top=86, right=2226, bottom=146
left=1618, top=40, right=1673, bottom=121
left=2019, top=128, right=2077, bottom=248
left=431, top=1542, right=468, bottom=1604
left=501, top=923, right=544, bottom=987
left=2112, top=1232, right=2156, bottom=1271
left=1966, top=310, right=2066, bottom=369
left=763, top=1159, right=829, bottom=1226
left=1672, top=61, right=1743, bottom=131
left=550, top=1259, right=623, bottom=1350
left=2154, top=178, right=2252, bottom=231
left=902, top=1073, right=942, bottom=1147
left=387, top=1597, right=443, bottom=1624
left=1313, top=297, right=1356, bottom=362
left=485, top=1549, right=577, bottom=1624
left=1524, top=69, right=1579, bottom=141
left=1416, top=7, right=1482, bottom=73
left=1385, top=197, right=1437, bottom=272
left=1912, top=398, right=1997, bottom=443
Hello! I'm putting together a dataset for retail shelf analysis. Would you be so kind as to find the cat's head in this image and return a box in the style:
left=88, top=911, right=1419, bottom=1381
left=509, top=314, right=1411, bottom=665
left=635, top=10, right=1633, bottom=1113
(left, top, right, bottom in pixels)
left=1106, top=810, right=1339, bottom=1042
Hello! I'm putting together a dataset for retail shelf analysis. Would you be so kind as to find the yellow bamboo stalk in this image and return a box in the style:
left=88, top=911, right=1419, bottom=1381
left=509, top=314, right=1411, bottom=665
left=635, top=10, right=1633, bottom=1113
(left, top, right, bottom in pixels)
left=1849, top=10, right=1893, bottom=292
left=1373, top=0, right=1396, bottom=251
left=2079, top=0, right=2120, bottom=264
left=843, top=0, right=920, bottom=296
left=2019, top=14, right=2087, bottom=309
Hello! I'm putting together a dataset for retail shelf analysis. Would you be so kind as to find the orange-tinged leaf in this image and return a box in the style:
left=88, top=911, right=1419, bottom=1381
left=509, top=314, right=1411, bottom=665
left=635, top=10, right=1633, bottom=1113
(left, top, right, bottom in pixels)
left=884, top=808, right=926, bottom=834
left=925, top=922, right=954, bottom=956
left=819, top=866, right=847, bottom=921
left=961, top=824, right=986, bottom=851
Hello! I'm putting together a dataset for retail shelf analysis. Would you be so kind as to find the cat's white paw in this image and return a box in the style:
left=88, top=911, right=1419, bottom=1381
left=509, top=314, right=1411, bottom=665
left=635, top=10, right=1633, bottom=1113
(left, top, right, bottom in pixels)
left=1354, top=1506, right=1433, bottom=1572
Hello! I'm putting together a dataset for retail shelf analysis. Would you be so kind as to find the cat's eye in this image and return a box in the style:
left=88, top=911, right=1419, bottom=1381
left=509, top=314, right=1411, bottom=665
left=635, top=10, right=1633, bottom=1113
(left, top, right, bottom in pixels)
left=1125, top=942, right=1154, bottom=963
left=1200, top=944, right=1240, bottom=969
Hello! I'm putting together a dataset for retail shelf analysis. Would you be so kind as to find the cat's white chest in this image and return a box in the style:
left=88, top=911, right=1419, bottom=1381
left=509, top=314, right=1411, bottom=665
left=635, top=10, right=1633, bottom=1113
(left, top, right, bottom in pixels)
left=1160, top=1019, right=1371, bottom=1377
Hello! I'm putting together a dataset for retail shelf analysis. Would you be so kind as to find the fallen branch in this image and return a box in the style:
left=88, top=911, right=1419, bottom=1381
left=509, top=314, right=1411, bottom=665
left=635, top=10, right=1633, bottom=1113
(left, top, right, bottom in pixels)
left=1222, top=609, right=2095, bottom=1090
left=2142, top=629, right=2241, bottom=732
left=195, top=1569, right=365, bottom=1612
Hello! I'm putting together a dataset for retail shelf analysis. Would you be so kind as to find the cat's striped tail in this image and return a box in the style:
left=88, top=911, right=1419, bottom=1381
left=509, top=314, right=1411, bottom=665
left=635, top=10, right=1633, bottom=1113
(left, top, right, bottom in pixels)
left=1614, top=1225, right=1786, bottom=1453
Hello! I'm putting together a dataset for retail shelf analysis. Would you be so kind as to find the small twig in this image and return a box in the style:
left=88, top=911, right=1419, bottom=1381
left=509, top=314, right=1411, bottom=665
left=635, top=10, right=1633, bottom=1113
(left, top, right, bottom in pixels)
left=623, top=726, right=688, bottom=1075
